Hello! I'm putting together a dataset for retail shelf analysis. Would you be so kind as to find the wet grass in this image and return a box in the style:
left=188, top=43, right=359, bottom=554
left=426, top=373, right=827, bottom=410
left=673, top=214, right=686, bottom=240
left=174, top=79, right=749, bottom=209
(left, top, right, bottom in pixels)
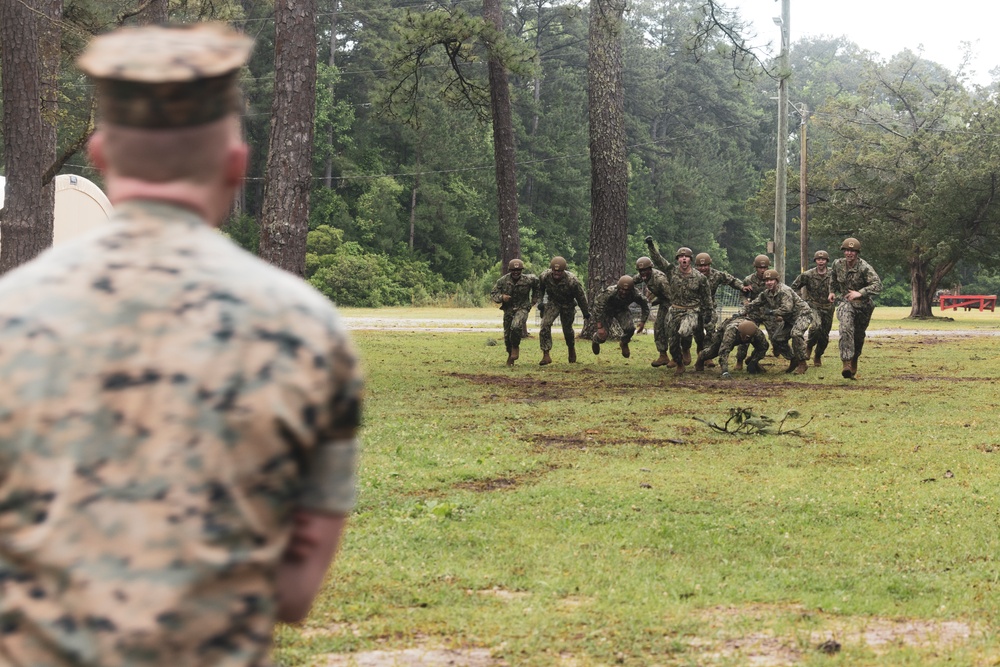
left=275, top=322, right=1000, bottom=666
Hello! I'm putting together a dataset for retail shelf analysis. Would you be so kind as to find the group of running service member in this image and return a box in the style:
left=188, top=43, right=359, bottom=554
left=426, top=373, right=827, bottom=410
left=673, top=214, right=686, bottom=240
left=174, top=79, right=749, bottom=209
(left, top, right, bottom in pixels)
left=491, top=235, right=882, bottom=380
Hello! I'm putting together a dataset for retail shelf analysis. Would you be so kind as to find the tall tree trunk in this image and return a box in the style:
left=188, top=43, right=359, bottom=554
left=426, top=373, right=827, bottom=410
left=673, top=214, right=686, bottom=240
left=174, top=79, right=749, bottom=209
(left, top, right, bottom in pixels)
left=323, top=0, right=338, bottom=188
left=483, top=0, right=521, bottom=269
left=260, top=0, right=318, bottom=276
left=908, top=257, right=933, bottom=318
left=585, top=0, right=628, bottom=332
left=0, top=0, right=60, bottom=274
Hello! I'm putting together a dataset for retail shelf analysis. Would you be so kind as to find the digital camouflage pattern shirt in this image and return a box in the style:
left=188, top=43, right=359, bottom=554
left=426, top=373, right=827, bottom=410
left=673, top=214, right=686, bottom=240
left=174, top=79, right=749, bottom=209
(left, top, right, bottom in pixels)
left=0, top=200, right=362, bottom=667
left=490, top=272, right=540, bottom=311
left=538, top=269, right=589, bottom=317
left=829, top=257, right=882, bottom=305
left=791, top=268, right=833, bottom=311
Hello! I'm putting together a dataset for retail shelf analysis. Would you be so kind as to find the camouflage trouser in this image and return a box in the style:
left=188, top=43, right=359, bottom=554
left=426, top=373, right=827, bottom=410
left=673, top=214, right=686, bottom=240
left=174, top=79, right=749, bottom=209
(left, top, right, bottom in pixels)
left=652, top=304, right=670, bottom=353
left=539, top=305, right=577, bottom=351
left=808, top=305, right=834, bottom=359
left=667, top=308, right=700, bottom=362
left=596, top=309, right=635, bottom=343
left=503, top=307, right=531, bottom=352
left=694, top=309, right=718, bottom=352
left=718, top=336, right=768, bottom=375
left=777, top=312, right=819, bottom=361
left=836, top=300, right=874, bottom=361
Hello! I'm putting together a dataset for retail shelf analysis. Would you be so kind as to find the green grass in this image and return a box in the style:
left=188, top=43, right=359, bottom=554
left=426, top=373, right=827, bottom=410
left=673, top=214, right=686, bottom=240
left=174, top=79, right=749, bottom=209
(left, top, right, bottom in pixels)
left=276, top=311, right=1000, bottom=666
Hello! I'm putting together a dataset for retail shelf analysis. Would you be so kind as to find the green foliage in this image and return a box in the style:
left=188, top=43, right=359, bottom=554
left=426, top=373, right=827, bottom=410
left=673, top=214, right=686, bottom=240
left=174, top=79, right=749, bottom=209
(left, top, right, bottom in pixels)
left=693, top=407, right=813, bottom=435
left=219, top=213, right=259, bottom=255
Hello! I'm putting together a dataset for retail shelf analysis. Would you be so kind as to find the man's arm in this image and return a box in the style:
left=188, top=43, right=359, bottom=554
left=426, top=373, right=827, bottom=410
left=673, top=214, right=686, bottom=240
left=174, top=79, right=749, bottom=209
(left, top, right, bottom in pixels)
left=276, top=510, right=347, bottom=623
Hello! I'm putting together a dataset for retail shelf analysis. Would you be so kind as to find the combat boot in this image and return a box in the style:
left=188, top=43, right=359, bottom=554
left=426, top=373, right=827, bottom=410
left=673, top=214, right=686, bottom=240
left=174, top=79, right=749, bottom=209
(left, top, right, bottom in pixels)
left=674, top=359, right=685, bottom=375
left=694, top=356, right=705, bottom=372
left=539, top=350, right=552, bottom=366
left=785, top=358, right=797, bottom=373
left=746, top=359, right=765, bottom=374
left=568, top=345, right=577, bottom=363
left=620, top=340, right=631, bottom=358
left=682, top=348, right=691, bottom=366
left=841, top=359, right=853, bottom=379
left=813, top=352, right=822, bottom=367
left=734, top=359, right=744, bottom=371
left=592, top=339, right=601, bottom=355
left=794, top=360, right=808, bottom=374
left=666, top=359, right=677, bottom=368
left=510, top=346, right=519, bottom=362
left=651, top=352, right=670, bottom=367
left=851, top=355, right=859, bottom=378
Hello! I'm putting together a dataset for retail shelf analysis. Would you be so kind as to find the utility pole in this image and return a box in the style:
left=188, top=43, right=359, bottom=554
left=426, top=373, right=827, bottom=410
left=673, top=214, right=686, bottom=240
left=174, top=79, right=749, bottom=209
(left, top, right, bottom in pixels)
left=799, top=103, right=808, bottom=274
left=773, top=0, right=790, bottom=282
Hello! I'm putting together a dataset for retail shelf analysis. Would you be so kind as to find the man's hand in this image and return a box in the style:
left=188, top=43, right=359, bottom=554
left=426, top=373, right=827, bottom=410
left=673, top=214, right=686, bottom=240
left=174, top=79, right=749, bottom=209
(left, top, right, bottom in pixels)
left=846, top=289, right=862, bottom=302
left=742, top=284, right=752, bottom=293
left=636, top=322, right=645, bottom=335
left=502, top=294, right=511, bottom=303
left=828, top=292, right=836, bottom=303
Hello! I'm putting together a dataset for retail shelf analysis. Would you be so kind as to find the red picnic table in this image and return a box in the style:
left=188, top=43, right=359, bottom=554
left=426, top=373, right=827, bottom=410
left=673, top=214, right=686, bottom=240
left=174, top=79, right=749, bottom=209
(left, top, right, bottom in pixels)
left=938, top=294, right=997, bottom=312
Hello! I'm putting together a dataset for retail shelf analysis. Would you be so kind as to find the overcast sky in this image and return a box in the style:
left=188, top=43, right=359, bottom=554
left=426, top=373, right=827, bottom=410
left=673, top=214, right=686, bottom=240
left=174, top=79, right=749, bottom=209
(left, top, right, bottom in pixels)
left=722, top=0, right=1000, bottom=86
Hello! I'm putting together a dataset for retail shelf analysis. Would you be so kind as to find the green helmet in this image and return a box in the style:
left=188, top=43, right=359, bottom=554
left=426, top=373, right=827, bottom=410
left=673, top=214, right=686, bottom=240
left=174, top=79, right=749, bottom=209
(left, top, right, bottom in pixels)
left=617, top=275, right=635, bottom=290
left=753, top=254, right=771, bottom=269
left=675, top=247, right=693, bottom=259
left=814, top=250, right=830, bottom=261
left=508, top=258, right=524, bottom=271
left=635, top=256, right=653, bottom=270
left=550, top=256, right=567, bottom=270
left=841, top=237, right=861, bottom=251
left=695, top=253, right=712, bottom=267
left=737, top=320, right=759, bottom=338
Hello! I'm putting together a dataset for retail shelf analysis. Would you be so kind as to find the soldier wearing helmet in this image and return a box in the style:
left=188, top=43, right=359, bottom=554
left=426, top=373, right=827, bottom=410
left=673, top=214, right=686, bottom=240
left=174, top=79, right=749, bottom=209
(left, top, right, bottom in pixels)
left=691, top=251, right=753, bottom=365
left=695, top=315, right=769, bottom=378
left=633, top=256, right=673, bottom=367
left=591, top=274, right=650, bottom=359
left=733, top=254, right=773, bottom=371
left=790, top=250, right=834, bottom=367
left=741, top=268, right=818, bottom=375
left=491, top=258, right=540, bottom=366
left=828, top=237, right=882, bottom=379
left=643, top=236, right=713, bottom=374
left=537, top=256, right=590, bottom=365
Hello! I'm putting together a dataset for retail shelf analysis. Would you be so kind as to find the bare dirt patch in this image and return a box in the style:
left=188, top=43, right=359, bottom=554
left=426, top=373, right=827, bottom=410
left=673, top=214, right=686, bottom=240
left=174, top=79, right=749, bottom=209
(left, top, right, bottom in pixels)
left=453, top=464, right=558, bottom=493
left=320, top=647, right=500, bottom=667
left=447, top=372, right=582, bottom=402
left=686, top=603, right=977, bottom=665
left=529, top=432, right=689, bottom=450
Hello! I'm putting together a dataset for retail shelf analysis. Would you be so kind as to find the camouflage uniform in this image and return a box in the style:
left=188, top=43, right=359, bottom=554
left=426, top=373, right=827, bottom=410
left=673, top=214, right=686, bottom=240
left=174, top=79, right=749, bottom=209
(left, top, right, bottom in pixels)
left=0, top=201, right=363, bottom=667
left=830, top=257, right=882, bottom=362
left=593, top=284, right=650, bottom=343
left=743, top=283, right=818, bottom=364
left=490, top=271, right=540, bottom=354
left=647, top=245, right=713, bottom=365
left=698, top=315, right=769, bottom=375
left=634, top=268, right=671, bottom=357
left=537, top=269, right=589, bottom=352
left=791, top=268, right=834, bottom=361
left=735, top=271, right=769, bottom=365
left=699, top=268, right=746, bottom=348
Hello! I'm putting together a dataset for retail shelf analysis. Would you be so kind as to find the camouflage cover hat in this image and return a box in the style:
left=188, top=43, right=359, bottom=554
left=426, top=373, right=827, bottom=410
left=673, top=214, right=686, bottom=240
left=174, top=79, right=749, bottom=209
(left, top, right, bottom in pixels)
left=76, top=23, right=253, bottom=128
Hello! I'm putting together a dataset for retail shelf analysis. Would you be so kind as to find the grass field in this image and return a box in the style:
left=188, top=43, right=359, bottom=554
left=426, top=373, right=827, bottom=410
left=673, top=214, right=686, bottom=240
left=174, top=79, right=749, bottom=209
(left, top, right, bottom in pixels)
left=275, top=306, right=1000, bottom=666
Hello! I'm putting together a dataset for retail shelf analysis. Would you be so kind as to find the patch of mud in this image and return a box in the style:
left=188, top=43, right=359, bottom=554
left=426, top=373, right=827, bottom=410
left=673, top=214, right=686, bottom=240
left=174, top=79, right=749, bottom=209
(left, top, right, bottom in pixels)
left=529, top=433, right=689, bottom=450
left=688, top=633, right=802, bottom=666
left=447, top=372, right=582, bottom=402
left=455, top=476, right=520, bottom=492
left=320, top=648, right=500, bottom=666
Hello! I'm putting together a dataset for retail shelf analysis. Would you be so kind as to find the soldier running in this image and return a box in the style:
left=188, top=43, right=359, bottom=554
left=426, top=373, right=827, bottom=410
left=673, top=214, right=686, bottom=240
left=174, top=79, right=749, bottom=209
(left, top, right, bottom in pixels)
left=828, top=237, right=882, bottom=379
left=537, top=256, right=589, bottom=365
left=491, top=259, right=540, bottom=366
left=791, top=250, right=834, bottom=366
left=592, top=275, right=650, bottom=358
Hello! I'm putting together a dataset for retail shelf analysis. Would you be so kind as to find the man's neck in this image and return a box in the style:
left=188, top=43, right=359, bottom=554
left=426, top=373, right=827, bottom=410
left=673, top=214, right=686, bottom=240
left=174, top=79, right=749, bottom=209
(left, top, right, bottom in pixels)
left=105, top=176, right=230, bottom=227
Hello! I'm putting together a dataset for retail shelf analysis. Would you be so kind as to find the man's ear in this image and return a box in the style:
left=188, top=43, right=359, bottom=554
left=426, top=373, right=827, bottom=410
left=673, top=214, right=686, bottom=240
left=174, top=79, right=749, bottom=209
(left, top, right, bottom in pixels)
left=87, top=131, right=107, bottom=172
left=225, top=142, right=249, bottom=187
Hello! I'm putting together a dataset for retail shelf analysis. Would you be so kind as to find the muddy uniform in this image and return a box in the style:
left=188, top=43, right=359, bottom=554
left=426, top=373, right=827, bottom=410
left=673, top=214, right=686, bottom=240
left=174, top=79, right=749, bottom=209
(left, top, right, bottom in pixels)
left=791, top=268, right=833, bottom=361
left=0, top=200, right=363, bottom=667
left=830, top=257, right=881, bottom=362
left=743, top=283, right=817, bottom=363
left=593, top=284, right=650, bottom=341
left=699, top=315, right=769, bottom=375
left=648, top=246, right=713, bottom=364
left=537, top=269, right=589, bottom=352
left=491, top=271, right=540, bottom=354
left=736, top=271, right=769, bottom=365
left=634, top=268, right=671, bottom=358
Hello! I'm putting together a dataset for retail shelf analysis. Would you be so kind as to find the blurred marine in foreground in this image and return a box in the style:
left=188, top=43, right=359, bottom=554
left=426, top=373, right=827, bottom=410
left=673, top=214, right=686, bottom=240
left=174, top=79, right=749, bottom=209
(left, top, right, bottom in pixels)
left=0, top=23, right=362, bottom=666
